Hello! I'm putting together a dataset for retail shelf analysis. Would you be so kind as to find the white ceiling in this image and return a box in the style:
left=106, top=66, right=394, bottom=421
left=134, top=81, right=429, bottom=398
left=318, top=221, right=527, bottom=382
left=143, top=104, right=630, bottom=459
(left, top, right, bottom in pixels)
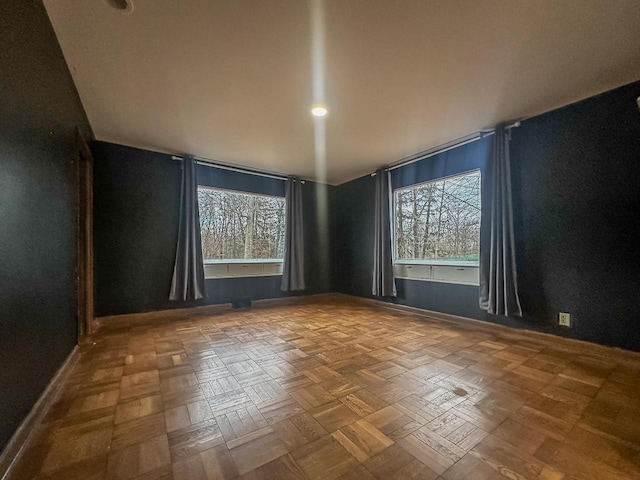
left=45, top=0, right=640, bottom=184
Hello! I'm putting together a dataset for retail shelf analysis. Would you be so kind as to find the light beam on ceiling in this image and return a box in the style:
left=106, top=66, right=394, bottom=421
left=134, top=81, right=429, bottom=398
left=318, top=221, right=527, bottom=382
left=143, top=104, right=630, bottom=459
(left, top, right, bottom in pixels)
left=310, top=0, right=330, bottom=284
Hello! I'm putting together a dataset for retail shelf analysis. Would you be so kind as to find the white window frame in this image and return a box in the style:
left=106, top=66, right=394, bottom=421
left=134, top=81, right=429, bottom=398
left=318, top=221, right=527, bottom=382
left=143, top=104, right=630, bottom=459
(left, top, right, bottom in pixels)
left=197, top=186, right=285, bottom=279
left=392, top=169, right=481, bottom=286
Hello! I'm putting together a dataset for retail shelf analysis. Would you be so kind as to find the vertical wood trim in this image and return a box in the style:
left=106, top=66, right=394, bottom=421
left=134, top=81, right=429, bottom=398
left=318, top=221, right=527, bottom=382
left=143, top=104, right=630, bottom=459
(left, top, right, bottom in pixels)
left=76, top=130, right=94, bottom=338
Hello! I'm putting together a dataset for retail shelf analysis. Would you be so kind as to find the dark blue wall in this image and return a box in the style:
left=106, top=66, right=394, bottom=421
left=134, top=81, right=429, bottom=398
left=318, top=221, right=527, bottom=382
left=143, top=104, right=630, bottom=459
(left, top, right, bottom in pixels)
left=510, top=80, right=640, bottom=350
left=391, top=137, right=490, bottom=189
left=92, top=141, right=334, bottom=316
left=0, top=1, right=92, bottom=451
left=335, top=80, right=640, bottom=352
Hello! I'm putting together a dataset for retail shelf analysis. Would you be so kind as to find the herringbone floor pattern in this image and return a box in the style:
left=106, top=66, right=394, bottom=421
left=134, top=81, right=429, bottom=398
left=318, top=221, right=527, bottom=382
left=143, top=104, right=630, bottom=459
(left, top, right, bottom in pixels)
left=9, top=298, right=640, bottom=479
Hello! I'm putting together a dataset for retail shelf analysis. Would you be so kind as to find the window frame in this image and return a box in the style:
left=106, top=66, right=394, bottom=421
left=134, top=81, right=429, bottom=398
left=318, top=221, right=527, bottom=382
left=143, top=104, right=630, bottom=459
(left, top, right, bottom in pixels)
left=391, top=169, right=481, bottom=285
left=197, top=185, right=286, bottom=279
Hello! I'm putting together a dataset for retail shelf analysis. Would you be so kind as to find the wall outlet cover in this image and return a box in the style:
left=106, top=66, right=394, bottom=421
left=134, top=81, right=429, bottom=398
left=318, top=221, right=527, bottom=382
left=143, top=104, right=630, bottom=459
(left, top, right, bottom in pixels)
left=559, top=312, right=571, bottom=327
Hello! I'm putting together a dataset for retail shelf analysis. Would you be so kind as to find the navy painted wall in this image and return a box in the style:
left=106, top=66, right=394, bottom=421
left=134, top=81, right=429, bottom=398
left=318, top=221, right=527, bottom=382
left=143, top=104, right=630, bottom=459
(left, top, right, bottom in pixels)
left=0, top=1, right=92, bottom=451
left=511, top=80, right=640, bottom=350
left=335, top=80, right=640, bottom=352
left=92, top=141, right=334, bottom=316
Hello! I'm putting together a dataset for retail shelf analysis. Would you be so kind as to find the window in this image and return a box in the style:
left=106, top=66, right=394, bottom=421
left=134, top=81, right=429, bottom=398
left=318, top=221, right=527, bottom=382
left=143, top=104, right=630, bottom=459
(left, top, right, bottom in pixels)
left=393, top=170, right=481, bottom=284
left=197, top=186, right=285, bottom=277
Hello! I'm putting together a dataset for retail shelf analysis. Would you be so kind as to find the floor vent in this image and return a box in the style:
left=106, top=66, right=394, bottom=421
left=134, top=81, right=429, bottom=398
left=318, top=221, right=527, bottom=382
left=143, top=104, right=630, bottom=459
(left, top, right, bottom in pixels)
left=231, top=298, right=252, bottom=309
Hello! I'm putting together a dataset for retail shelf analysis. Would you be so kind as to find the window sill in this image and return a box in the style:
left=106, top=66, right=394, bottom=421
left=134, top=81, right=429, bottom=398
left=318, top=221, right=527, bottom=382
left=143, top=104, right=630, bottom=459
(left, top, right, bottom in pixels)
left=204, top=260, right=283, bottom=279
left=395, top=276, right=479, bottom=287
left=206, top=273, right=283, bottom=280
left=394, top=263, right=479, bottom=286
left=204, top=258, right=283, bottom=264
left=394, top=259, right=479, bottom=267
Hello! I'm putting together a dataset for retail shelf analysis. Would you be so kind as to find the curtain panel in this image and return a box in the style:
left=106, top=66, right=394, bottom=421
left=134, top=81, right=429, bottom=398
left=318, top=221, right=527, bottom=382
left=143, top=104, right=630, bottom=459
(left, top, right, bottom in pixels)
left=372, top=168, right=397, bottom=297
left=479, top=125, right=522, bottom=316
left=169, top=156, right=207, bottom=301
left=281, top=177, right=305, bottom=291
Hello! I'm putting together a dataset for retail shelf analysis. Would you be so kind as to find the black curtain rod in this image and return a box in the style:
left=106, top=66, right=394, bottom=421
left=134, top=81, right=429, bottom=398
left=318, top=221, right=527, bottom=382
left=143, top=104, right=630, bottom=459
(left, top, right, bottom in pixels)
left=171, top=155, right=305, bottom=183
left=371, top=121, right=521, bottom=176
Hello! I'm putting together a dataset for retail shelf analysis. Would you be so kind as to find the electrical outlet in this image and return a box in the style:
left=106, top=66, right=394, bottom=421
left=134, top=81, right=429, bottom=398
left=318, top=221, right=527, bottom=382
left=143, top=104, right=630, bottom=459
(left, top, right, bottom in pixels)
left=559, top=312, right=571, bottom=327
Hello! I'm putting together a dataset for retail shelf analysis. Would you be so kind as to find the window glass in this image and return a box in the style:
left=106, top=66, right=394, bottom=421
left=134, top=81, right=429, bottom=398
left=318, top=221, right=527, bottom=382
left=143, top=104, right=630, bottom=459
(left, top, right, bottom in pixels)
left=198, top=187, right=285, bottom=261
left=394, top=170, right=481, bottom=263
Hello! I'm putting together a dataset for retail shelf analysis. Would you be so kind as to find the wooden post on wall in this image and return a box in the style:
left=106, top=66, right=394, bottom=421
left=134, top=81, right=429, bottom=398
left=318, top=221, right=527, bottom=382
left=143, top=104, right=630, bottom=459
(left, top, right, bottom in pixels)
left=75, top=128, right=95, bottom=339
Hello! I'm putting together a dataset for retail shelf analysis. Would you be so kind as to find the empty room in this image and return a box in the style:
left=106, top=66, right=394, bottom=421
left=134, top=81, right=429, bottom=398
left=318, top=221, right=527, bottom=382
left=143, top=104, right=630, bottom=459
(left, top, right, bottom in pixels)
left=2, top=1, right=640, bottom=479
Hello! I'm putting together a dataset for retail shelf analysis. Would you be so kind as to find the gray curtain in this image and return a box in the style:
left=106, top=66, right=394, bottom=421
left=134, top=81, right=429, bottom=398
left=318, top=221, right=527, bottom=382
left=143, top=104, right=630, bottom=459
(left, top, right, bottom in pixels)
left=372, top=168, right=397, bottom=297
left=281, top=177, right=305, bottom=291
left=479, top=124, right=522, bottom=316
left=169, top=156, right=207, bottom=301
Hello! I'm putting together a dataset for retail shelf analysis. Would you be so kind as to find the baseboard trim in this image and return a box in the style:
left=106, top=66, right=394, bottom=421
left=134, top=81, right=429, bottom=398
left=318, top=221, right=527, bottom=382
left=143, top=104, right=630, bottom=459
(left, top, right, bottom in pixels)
left=0, top=346, right=81, bottom=480
left=92, top=293, right=337, bottom=334
left=337, top=293, right=640, bottom=364
left=252, top=293, right=335, bottom=309
left=92, top=302, right=232, bottom=332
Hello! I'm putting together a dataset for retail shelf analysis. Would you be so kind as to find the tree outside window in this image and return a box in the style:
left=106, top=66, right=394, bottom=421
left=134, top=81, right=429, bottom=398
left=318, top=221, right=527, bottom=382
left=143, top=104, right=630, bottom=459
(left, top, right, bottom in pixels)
left=198, top=187, right=285, bottom=261
left=394, top=170, right=481, bottom=263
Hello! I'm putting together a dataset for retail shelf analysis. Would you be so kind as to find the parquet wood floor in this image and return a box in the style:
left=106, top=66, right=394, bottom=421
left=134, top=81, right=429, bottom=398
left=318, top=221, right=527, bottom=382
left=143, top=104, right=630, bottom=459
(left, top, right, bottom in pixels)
left=9, top=298, right=640, bottom=479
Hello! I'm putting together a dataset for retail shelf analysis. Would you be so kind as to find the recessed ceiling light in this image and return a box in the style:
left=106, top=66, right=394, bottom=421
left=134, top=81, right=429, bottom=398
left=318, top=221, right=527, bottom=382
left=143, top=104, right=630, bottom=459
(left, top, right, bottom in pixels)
left=104, top=0, right=134, bottom=14
left=311, top=105, right=328, bottom=117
